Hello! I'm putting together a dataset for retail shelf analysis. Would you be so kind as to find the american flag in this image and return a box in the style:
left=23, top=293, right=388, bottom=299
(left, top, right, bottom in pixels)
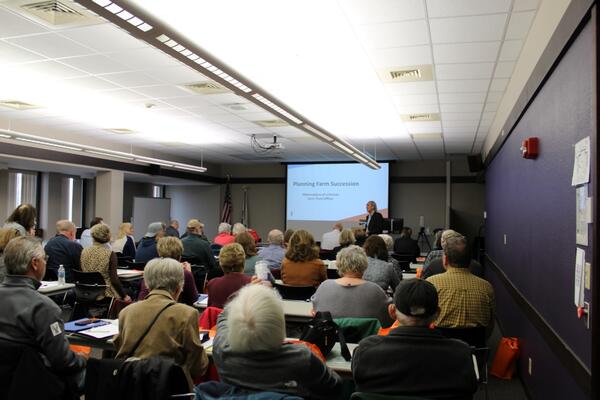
left=221, top=176, right=232, bottom=224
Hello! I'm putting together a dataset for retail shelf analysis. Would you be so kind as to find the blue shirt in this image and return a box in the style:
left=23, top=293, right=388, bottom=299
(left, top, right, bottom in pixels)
left=135, top=237, right=159, bottom=263
left=257, top=245, right=286, bottom=270
left=44, top=234, right=83, bottom=282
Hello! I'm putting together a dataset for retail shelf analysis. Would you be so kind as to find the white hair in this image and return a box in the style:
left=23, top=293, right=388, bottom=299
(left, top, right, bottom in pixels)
left=3, top=236, right=44, bottom=275
left=218, top=222, right=232, bottom=234
left=144, top=258, right=184, bottom=294
left=226, top=284, right=285, bottom=353
left=378, top=234, right=394, bottom=251
left=336, top=245, right=368, bottom=277
left=232, top=223, right=246, bottom=236
left=267, top=229, right=284, bottom=245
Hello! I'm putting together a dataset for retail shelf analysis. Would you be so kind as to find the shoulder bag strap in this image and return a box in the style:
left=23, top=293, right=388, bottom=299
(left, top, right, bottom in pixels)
left=125, top=302, right=175, bottom=358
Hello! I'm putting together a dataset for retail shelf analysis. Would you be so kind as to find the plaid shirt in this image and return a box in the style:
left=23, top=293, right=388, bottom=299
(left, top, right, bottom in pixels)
left=427, top=267, right=495, bottom=328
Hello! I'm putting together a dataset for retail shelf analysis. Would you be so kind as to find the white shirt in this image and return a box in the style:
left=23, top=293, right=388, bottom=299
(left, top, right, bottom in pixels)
left=79, top=229, right=93, bottom=248
left=321, top=229, right=341, bottom=250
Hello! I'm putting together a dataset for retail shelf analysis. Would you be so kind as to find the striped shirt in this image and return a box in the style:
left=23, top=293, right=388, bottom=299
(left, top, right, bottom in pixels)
left=427, top=267, right=495, bottom=328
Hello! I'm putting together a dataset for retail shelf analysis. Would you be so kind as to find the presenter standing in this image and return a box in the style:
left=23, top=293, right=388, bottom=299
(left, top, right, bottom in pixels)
left=365, top=201, right=384, bottom=236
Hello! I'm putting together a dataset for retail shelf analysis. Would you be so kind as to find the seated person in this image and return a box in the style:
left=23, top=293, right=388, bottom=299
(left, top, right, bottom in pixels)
left=165, top=219, right=180, bottom=238
left=378, top=233, right=402, bottom=277
left=281, top=230, right=326, bottom=287
left=393, top=227, right=421, bottom=259
left=207, top=243, right=253, bottom=309
left=44, top=220, right=83, bottom=282
left=114, top=258, right=209, bottom=390
left=80, top=216, right=103, bottom=249
left=138, top=236, right=199, bottom=306
left=80, top=224, right=130, bottom=302
left=363, top=235, right=400, bottom=292
left=235, top=232, right=261, bottom=275
left=283, top=229, right=295, bottom=248
left=352, top=226, right=367, bottom=247
left=258, top=229, right=286, bottom=270
left=182, top=219, right=217, bottom=271
left=321, top=223, right=342, bottom=251
left=212, top=284, right=342, bottom=398
left=422, top=256, right=483, bottom=279
left=331, top=229, right=356, bottom=254
left=232, top=222, right=247, bottom=237
left=422, top=229, right=453, bottom=271
left=213, top=223, right=235, bottom=246
left=0, top=227, right=22, bottom=282
left=312, top=245, right=392, bottom=326
left=111, top=222, right=136, bottom=258
left=352, top=279, right=478, bottom=399
left=0, top=237, right=87, bottom=391
left=135, top=222, right=165, bottom=263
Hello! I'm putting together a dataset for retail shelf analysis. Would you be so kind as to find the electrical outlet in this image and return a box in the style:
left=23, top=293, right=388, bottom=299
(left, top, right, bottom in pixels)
left=503, top=234, right=507, bottom=245
left=483, top=211, right=487, bottom=219
left=528, top=357, right=533, bottom=375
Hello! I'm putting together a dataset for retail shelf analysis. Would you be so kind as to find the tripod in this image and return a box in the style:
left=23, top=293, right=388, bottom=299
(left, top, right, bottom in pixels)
left=417, top=227, right=431, bottom=253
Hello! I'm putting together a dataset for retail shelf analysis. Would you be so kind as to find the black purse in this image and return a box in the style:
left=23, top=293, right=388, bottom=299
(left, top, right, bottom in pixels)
left=300, top=311, right=351, bottom=361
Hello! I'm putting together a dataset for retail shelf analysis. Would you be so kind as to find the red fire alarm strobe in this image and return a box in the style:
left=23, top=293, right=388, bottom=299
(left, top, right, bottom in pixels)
left=520, top=137, right=539, bottom=159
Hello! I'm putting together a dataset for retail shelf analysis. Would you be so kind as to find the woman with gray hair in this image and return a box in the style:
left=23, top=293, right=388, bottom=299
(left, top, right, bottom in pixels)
left=114, top=257, right=208, bottom=390
left=311, top=245, right=393, bottom=326
left=212, top=284, right=342, bottom=398
left=213, top=222, right=235, bottom=246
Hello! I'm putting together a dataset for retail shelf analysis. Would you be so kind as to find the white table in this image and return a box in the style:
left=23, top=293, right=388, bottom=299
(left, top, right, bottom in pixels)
left=116, top=268, right=144, bottom=282
left=194, top=297, right=313, bottom=323
left=326, top=342, right=358, bottom=375
left=38, top=281, right=75, bottom=296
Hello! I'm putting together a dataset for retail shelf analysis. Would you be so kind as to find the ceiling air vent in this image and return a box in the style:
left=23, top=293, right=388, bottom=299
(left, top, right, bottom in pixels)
left=4, top=0, right=101, bottom=28
left=0, top=100, right=41, bottom=110
left=411, top=133, right=442, bottom=141
left=379, top=65, right=433, bottom=83
left=182, top=81, right=230, bottom=95
left=254, top=119, right=288, bottom=128
left=104, top=128, right=135, bottom=135
left=400, top=113, right=440, bottom=122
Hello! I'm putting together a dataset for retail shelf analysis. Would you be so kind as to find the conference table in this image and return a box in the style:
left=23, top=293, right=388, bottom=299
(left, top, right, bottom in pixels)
left=38, top=281, right=75, bottom=296
left=116, top=268, right=144, bottom=282
left=194, top=296, right=313, bottom=323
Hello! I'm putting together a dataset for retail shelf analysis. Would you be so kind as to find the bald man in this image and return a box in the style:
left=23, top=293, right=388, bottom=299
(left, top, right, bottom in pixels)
left=321, top=223, right=343, bottom=250
left=43, top=220, right=83, bottom=282
left=258, top=229, right=286, bottom=270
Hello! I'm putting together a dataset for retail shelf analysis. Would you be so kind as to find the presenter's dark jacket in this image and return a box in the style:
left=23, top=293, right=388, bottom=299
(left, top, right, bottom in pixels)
left=352, top=326, right=477, bottom=399
left=367, top=211, right=384, bottom=235
left=44, top=234, right=83, bottom=282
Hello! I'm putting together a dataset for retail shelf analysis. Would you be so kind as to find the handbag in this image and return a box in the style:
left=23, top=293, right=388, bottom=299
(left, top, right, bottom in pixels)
left=490, top=337, right=520, bottom=379
left=299, top=311, right=351, bottom=361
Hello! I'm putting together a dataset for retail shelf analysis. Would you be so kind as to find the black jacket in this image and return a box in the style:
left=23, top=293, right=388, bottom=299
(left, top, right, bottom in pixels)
left=393, top=237, right=421, bottom=258
left=366, top=212, right=384, bottom=235
left=44, top=234, right=83, bottom=282
left=352, top=326, right=477, bottom=400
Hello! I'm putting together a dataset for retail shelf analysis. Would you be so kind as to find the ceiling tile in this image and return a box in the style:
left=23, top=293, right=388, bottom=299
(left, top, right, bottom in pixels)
left=340, top=0, right=425, bottom=24
left=386, top=81, right=437, bottom=96
left=438, top=92, right=486, bottom=103
left=505, top=11, right=536, bottom=40
left=429, top=14, right=508, bottom=44
left=434, top=42, right=501, bottom=64
left=60, top=24, right=146, bottom=53
left=443, top=120, right=479, bottom=129
left=426, top=0, right=511, bottom=18
left=0, top=40, right=45, bottom=64
left=490, top=78, right=509, bottom=91
left=61, top=54, right=130, bottom=75
left=356, top=20, right=429, bottom=48
left=8, top=33, right=95, bottom=59
left=132, top=85, right=190, bottom=99
left=395, top=104, right=440, bottom=114
left=110, top=47, right=182, bottom=70
left=405, top=121, right=442, bottom=133
left=499, top=40, right=524, bottom=61
left=160, top=96, right=214, bottom=108
left=100, top=71, right=160, bottom=87
left=101, top=89, right=150, bottom=102
left=435, top=63, right=494, bottom=80
left=443, top=132, right=475, bottom=140
left=368, top=45, right=432, bottom=67
left=393, top=94, right=439, bottom=106
left=513, top=0, right=540, bottom=12
left=486, top=91, right=504, bottom=103
left=437, top=79, right=490, bottom=93
left=494, top=61, right=515, bottom=78
left=0, top=8, right=48, bottom=38
left=484, top=102, right=499, bottom=112
left=62, top=76, right=119, bottom=91
left=440, top=103, right=483, bottom=113
left=442, top=112, right=481, bottom=121
left=144, top=65, right=208, bottom=86
left=18, top=60, right=87, bottom=79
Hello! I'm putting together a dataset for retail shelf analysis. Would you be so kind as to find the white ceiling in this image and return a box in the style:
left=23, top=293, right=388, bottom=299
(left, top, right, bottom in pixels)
left=0, top=0, right=540, bottom=167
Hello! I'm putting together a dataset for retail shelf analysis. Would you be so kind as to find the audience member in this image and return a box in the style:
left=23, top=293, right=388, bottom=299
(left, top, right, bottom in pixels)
left=235, top=231, right=261, bottom=275
left=312, top=246, right=392, bottom=326
left=258, top=229, right=286, bottom=270
left=43, top=220, right=82, bottom=282
left=182, top=219, right=217, bottom=271
left=321, top=223, right=343, bottom=250
left=214, top=222, right=235, bottom=246
left=352, top=279, right=478, bottom=399
left=114, top=258, right=208, bottom=389
left=4, top=203, right=36, bottom=236
left=80, top=217, right=103, bottom=248
left=363, top=235, right=400, bottom=292
left=281, top=230, right=326, bottom=287
left=352, top=226, right=367, bottom=247
left=165, top=219, right=180, bottom=238
left=427, top=236, right=495, bottom=333
left=0, top=226, right=24, bottom=282
left=247, top=228, right=261, bottom=243
left=378, top=233, right=402, bottom=277
left=422, top=230, right=461, bottom=274
left=80, top=224, right=130, bottom=302
left=422, top=233, right=484, bottom=279
left=135, top=222, right=165, bottom=263
left=138, top=237, right=199, bottom=306
left=0, top=237, right=87, bottom=391
left=393, top=227, right=421, bottom=259
left=212, top=284, right=342, bottom=398
left=283, top=229, right=295, bottom=248
left=207, top=243, right=253, bottom=309
left=332, top=228, right=356, bottom=254
left=365, top=200, right=384, bottom=235
left=232, top=222, right=247, bottom=236
left=111, top=222, right=136, bottom=258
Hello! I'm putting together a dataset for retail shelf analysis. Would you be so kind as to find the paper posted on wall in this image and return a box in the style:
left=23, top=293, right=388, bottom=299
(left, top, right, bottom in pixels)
left=576, top=186, right=589, bottom=246
left=572, top=137, right=591, bottom=186
left=574, top=248, right=585, bottom=307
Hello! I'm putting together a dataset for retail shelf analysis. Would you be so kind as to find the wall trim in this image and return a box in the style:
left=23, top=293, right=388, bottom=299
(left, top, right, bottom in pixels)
left=485, top=254, right=591, bottom=396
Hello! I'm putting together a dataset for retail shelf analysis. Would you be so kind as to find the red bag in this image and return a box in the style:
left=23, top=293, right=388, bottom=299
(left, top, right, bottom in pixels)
left=490, top=337, right=520, bottom=379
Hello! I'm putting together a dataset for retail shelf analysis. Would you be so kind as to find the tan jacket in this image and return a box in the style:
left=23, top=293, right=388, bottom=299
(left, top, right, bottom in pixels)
left=114, top=289, right=208, bottom=388
left=281, top=258, right=327, bottom=287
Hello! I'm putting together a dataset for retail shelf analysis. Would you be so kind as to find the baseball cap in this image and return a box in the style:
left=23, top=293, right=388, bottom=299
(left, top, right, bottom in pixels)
left=145, top=222, right=164, bottom=238
left=393, top=279, right=438, bottom=319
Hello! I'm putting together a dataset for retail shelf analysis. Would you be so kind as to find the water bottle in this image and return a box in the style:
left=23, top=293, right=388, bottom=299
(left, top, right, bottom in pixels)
left=58, top=264, right=65, bottom=285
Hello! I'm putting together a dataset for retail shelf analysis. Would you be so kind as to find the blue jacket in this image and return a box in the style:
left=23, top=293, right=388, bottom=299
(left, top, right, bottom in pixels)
left=135, top=237, right=158, bottom=263
left=44, top=234, right=83, bottom=282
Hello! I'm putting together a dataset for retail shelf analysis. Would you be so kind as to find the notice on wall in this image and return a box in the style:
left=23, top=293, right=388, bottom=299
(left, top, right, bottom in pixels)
left=576, top=185, right=589, bottom=246
left=572, top=137, right=591, bottom=186
left=574, top=248, right=585, bottom=307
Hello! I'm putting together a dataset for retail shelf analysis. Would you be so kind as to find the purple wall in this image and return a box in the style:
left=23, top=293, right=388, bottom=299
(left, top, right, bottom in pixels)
left=485, top=18, right=593, bottom=399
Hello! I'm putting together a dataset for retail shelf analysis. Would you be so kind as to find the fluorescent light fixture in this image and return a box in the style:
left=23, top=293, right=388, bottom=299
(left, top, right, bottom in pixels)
left=105, top=3, right=122, bottom=14
left=303, top=124, right=333, bottom=142
left=85, top=150, right=135, bottom=160
left=92, top=0, right=112, bottom=6
left=0, top=133, right=11, bottom=138
left=16, top=137, right=82, bottom=151
left=353, top=153, right=369, bottom=163
left=332, top=141, right=354, bottom=154
left=173, top=164, right=207, bottom=173
left=134, top=158, right=173, bottom=167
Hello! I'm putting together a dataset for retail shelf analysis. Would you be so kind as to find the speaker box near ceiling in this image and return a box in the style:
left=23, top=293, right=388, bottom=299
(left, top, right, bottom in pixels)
left=467, top=155, right=484, bottom=173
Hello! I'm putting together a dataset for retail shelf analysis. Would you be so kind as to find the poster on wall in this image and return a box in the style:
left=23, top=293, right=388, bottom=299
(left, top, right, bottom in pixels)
left=576, top=185, right=588, bottom=246
left=574, top=248, right=585, bottom=307
left=571, top=136, right=590, bottom=186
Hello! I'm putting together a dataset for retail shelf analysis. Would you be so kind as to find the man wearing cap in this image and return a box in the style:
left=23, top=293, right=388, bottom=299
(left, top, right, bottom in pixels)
left=352, top=279, right=478, bottom=399
left=135, top=222, right=165, bottom=263
left=165, top=219, right=180, bottom=238
left=182, top=219, right=217, bottom=271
